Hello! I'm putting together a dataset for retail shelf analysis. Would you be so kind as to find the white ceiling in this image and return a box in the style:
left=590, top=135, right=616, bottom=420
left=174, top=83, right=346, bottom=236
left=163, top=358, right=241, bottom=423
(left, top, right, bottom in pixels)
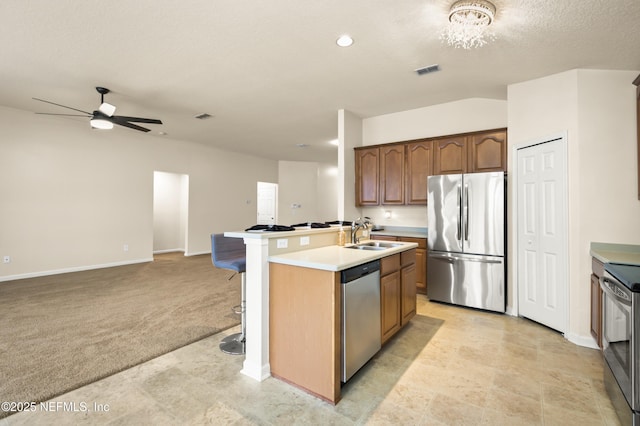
left=2, top=0, right=639, bottom=164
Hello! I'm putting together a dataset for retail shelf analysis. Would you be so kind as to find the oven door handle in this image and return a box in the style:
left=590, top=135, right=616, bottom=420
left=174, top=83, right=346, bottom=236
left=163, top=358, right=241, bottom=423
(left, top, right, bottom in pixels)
left=600, top=276, right=632, bottom=306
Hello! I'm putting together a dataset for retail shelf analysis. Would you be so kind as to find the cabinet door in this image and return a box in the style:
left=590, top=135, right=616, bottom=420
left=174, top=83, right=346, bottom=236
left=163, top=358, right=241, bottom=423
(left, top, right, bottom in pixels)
left=433, top=136, right=468, bottom=175
left=406, top=140, right=432, bottom=205
left=636, top=76, right=640, bottom=200
left=371, top=235, right=398, bottom=242
left=415, top=248, right=426, bottom=294
left=380, top=145, right=405, bottom=205
left=469, top=130, right=507, bottom=173
left=401, top=263, right=417, bottom=325
left=355, top=147, right=379, bottom=206
left=381, top=271, right=401, bottom=344
left=590, top=273, right=602, bottom=348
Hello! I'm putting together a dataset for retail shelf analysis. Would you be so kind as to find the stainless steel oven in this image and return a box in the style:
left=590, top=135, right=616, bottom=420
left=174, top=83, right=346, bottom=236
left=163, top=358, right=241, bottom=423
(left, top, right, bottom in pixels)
left=601, top=264, right=640, bottom=425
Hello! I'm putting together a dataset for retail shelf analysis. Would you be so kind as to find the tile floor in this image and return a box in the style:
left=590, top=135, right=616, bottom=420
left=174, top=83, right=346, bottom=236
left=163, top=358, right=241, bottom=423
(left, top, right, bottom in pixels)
left=3, top=296, right=621, bottom=425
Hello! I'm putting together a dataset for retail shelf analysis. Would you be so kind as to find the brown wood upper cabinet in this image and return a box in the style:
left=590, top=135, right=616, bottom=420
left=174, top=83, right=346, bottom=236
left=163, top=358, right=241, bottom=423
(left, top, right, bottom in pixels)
left=355, top=128, right=506, bottom=206
left=355, top=147, right=380, bottom=206
left=469, top=130, right=507, bottom=173
left=433, top=130, right=507, bottom=175
left=634, top=74, right=640, bottom=200
left=380, top=144, right=405, bottom=205
left=406, top=140, right=432, bottom=205
left=433, top=136, right=467, bottom=175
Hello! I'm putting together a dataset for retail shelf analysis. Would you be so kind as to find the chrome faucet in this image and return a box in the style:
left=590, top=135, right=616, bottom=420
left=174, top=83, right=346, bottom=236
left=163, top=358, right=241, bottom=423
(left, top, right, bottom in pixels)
left=350, top=217, right=371, bottom=244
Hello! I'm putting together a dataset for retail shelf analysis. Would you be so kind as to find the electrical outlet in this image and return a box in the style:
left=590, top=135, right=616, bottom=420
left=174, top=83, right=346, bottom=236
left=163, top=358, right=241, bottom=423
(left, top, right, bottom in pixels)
left=3, top=256, right=10, bottom=264
left=300, top=236, right=310, bottom=246
left=123, top=244, right=129, bottom=252
left=276, top=239, right=288, bottom=249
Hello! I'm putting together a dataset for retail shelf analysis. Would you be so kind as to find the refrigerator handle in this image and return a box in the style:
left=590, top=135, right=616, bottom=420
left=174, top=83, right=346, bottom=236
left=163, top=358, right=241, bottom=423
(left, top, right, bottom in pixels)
left=464, top=184, right=469, bottom=242
left=457, top=185, right=462, bottom=242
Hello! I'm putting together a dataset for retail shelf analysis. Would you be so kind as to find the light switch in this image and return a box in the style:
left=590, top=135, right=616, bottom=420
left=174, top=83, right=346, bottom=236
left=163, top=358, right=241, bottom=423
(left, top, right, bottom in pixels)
left=300, top=236, right=310, bottom=246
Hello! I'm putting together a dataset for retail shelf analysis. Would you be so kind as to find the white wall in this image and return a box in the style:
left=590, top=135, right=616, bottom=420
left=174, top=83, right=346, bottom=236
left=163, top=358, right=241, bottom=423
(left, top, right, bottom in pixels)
left=339, top=109, right=363, bottom=222
left=316, top=164, right=339, bottom=222
left=359, top=98, right=508, bottom=228
left=277, top=161, right=339, bottom=225
left=0, top=106, right=278, bottom=280
left=362, top=98, right=508, bottom=146
left=508, top=69, right=640, bottom=345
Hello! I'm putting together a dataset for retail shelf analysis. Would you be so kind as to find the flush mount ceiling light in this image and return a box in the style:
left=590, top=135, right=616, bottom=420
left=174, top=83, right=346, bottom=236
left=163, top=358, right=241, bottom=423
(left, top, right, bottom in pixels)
left=441, top=0, right=496, bottom=49
left=90, top=118, right=114, bottom=130
left=336, top=35, right=354, bottom=47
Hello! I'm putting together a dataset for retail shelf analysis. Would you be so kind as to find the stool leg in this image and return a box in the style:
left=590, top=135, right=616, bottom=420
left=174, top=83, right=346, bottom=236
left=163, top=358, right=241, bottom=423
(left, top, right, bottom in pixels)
left=219, top=272, right=246, bottom=355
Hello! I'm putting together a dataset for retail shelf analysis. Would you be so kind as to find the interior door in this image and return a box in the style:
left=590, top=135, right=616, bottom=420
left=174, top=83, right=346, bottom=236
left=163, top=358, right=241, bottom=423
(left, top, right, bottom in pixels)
left=516, top=138, right=568, bottom=333
left=257, top=182, right=277, bottom=225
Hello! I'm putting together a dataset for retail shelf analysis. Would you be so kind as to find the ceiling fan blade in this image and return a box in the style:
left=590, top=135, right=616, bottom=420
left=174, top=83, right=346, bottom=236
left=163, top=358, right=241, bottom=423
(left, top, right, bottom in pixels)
left=36, top=112, right=91, bottom=117
left=112, top=120, right=152, bottom=132
left=111, top=115, right=162, bottom=124
left=32, top=97, right=92, bottom=115
left=98, top=102, right=116, bottom=117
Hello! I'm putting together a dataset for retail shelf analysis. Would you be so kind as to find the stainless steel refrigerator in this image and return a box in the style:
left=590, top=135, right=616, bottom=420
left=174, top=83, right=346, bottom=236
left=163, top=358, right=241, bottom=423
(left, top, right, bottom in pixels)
left=427, top=171, right=505, bottom=313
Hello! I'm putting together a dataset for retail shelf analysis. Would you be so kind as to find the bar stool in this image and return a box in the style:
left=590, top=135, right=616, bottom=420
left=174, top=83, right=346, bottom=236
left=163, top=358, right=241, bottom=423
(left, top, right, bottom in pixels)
left=210, top=233, right=246, bottom=355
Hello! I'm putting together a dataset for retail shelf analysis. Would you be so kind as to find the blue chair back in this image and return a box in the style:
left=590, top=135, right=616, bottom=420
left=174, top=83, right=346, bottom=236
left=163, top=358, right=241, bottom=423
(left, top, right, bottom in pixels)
left=211, top=234, right=246, bottom=273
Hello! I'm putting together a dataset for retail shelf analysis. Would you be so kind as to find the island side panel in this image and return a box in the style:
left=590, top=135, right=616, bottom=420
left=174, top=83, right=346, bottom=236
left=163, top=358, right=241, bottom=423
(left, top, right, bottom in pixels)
left=269, top=263, right=341, bottom=403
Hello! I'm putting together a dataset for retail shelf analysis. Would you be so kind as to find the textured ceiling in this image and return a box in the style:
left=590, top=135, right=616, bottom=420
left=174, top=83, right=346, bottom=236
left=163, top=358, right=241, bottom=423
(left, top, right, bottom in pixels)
left=1, top=0, right=639, bottom=163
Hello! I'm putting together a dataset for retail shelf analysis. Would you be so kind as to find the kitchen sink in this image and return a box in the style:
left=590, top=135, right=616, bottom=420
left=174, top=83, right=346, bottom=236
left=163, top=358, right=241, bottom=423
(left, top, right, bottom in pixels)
left=344, top=245, right=386, bottom=251
left=343, top=241, right=402, bottom=250
left=357, top=241, right=402, bottom=248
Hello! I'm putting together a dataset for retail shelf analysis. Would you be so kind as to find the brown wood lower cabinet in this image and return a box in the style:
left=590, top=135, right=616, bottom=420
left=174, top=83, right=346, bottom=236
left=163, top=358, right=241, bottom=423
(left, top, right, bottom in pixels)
left=380, top=250, right=416, bottom=345
left=591, top=258, right=604, bottom=348
left=373, top=235, right=427, bottom=294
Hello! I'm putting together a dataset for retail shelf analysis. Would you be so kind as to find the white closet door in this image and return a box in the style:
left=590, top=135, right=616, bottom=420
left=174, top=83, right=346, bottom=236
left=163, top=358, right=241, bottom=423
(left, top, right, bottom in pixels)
left=517, top=138, right=568, bottom=333
left=257, top=182, right=278, bottom=225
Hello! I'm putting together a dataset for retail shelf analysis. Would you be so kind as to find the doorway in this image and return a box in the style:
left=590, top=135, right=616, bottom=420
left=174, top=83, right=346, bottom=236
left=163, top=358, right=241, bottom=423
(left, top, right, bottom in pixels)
left=515, top=135, right=568, bottom=333
left=257, top=182, right=278, bottom=225
left=153, top=171, right=189, bottom=254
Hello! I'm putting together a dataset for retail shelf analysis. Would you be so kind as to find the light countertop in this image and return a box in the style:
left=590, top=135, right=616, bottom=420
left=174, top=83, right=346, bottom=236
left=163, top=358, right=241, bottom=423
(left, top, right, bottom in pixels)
left=268, top=241, right=418, bottom=272
left=590, top=242, right=640, bottom=266
left=225, top=226, right=345, bottom=240
left=370, top=226, right=427, bottom=239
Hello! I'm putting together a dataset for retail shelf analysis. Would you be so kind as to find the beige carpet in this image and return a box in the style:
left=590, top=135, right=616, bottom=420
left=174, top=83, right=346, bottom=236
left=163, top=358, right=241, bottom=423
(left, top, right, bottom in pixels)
left=0, top=252, right=241, bottom=418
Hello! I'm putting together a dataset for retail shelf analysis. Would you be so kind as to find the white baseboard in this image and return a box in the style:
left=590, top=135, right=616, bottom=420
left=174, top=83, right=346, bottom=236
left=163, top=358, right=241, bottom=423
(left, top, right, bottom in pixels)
left=152, top=249, right=185, bottom=254
left=565, top=331, right=599, bottom=349
left=0, top=258, right=154, bottom=283
left=185, top=250, right=210, bottom=257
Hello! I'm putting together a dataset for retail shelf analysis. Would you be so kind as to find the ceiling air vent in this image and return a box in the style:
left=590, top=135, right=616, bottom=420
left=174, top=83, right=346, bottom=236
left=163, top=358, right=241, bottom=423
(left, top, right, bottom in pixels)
left=415, top=64, right=440, bottom=76
left=194, top=113, right=213, bottom=120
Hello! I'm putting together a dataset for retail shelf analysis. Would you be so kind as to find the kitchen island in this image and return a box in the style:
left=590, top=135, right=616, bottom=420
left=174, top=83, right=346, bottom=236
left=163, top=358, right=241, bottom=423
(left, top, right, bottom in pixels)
left=269, top=241, right=418, bottom=403
left=224, top=226, right=417, bottom=402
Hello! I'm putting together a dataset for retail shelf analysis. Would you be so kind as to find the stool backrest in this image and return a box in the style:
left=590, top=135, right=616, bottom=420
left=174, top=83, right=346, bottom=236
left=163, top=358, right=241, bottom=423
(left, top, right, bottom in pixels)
left=211, top=234, right=246, bottom=272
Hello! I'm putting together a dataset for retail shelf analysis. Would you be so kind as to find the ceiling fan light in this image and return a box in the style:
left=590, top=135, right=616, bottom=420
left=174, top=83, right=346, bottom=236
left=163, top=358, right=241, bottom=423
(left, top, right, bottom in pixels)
left=98, top=102, right=116, bottom=117
left=90, top=118, right=114, bottom=130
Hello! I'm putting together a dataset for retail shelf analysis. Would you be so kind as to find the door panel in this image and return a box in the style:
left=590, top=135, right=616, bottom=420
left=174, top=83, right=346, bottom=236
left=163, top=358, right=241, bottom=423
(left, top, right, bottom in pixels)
left=462, top=172, right=504, bottom=256
left=427, top=252, right=505, bottom=312
left=427, top=174, right=462, bottom=253
left=517, top=138, right=567, bottom=333
left=257, top=182, right=277, bottom=225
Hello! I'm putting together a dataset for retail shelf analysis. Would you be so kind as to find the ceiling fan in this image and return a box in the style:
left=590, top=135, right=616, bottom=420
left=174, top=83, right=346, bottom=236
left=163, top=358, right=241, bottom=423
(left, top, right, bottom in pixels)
left=33, top=87, right=162, bottom=132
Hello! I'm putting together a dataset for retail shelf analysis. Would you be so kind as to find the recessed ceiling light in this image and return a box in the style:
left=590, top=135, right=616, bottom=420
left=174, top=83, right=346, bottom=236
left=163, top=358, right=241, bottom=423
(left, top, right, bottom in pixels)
left=336, top=35, right=353, bottom=47
left=158, top=131, right=168, bottom=136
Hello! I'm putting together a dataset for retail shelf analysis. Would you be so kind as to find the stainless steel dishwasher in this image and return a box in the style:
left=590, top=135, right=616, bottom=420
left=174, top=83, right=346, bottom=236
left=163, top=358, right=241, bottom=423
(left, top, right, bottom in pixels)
left=341, top=259, right=381, bottom=382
